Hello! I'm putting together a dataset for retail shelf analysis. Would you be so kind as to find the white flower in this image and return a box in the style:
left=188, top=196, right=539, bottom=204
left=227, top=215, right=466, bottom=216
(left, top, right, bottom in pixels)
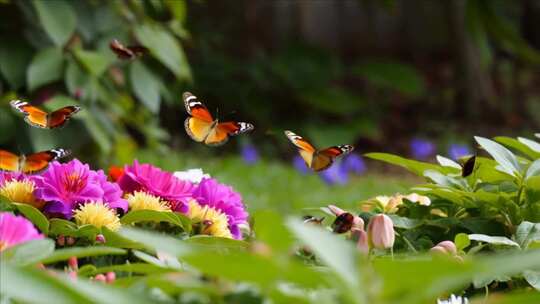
left=173, top=168, right=210, bottom=184
left=404, top=193, right=431, bottom=206
left=437, top=294, right=469, bottom=304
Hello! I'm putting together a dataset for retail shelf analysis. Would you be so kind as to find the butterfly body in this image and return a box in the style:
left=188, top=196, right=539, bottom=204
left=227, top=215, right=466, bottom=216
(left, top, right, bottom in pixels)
left=285, top=130, right=354, bottom=172
left=110, top=39, right=148, bottom=60
left=183, top=92, right=254, bottom=146
left=0, top=149, right=70, bottom=174
left=10, top=100, right=81, bottom=129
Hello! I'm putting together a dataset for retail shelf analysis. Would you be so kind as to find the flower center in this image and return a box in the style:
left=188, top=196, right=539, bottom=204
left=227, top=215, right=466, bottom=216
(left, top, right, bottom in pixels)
left=62, top=172, right=87, bottom=193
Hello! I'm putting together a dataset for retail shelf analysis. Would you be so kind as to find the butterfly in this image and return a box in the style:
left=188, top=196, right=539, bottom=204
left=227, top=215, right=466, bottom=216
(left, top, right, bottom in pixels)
left=109, top=39, right=148, bottom=60
left=183, top=92, right=254, bottom=146
left=303, top=215, right=325, bottom=225
left=459, top=155, right=476, bottom=177
left=284, top=130, right=354, bottom=172
left=10, top=100, right=81, bottom=129
left=331, top=212, right=354, bottom=234
left=0, top=149, right=71, bottom=174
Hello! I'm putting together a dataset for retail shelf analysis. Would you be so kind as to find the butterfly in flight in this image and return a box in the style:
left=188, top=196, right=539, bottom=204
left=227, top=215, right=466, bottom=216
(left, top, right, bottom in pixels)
left=0, top=149, right=71, bottom=174
left=183, top=92, right=254, bottom=146
left=10, top=100, right=81, bottom=129
left=459, top=155, right=476, bottom=177
left=109, top=39, right=148, bottom=60
left=284, top=130, right=354, bottom=172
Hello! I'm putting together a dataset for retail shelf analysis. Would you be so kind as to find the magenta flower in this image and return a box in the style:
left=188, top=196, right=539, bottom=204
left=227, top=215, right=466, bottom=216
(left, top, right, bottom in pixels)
left=0, top=172, right=26, bottom=186
left=0, top=212, right=44, bottom=251
left=191, top=178, right=248, bottom=239
left=33, top=159, right=128, bottom=218
left=118, top=160, right=195, bottom=213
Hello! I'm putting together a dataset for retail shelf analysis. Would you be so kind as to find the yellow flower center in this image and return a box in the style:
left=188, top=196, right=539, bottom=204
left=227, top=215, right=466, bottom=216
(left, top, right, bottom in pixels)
left=73, top=202, right=121, bottom=231
left=187, top=200, right=232, bottom=239
left=0, top=180, right=44, bottom=209
left=126, top=191, right=171, bottom=212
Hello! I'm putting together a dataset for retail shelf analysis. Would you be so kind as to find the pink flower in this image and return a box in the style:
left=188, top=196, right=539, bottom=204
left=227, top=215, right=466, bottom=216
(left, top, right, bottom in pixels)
left=367, top=214, right=395, bottom=249
left=32, top=159, right=127, bottom=218
left=118, top=160, right=195, bottom=213
left=191, top=178, right=249, bottom=239
left=0, top=212, right=44, bottom=251
left=431, top=240, right=457, bottom=255
left=351, top=228, right=369, bottom=255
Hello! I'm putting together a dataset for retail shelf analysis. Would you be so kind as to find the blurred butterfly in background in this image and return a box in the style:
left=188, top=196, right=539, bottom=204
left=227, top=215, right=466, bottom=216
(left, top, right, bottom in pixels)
left=284, top=130, right=354, bottom=172
left=0, top=149, right=71, bottom=174
left=183, top=92, right=254, bottom=146
left=109, top=39, right=148, bottom=60
left=331, top=212, right=354, bottom=233
left=459, top=155, right=476, bottom=177
left=303, top=215, right=325, bottom=225
left=10, top=100, right=81, bottom=129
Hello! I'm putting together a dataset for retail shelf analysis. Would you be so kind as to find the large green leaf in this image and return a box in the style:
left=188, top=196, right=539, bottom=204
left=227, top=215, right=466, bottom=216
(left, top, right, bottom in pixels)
left=365, top=152, right=457, bottom=176
left=523, top=270, right=540, bottom=291
left=526, top=159, right=540, bottom=180
left=33, top=0, right=76, bottom=46
left=27, top=47, right=64, bottom=91
left=130, top=61, right=161, bottom=113
left=468, top=234, right=520, bottom=248
left=0, top=41, right=33, bottom=89
left=253, top=210, right=294, bottom=252
left=120, top=210, right=188, bottom=230
left=41, top=246, right=126, bottom=264
left=49, top=218, right=78, bottom=236
left=475, top=136, right=521, bottom=177
left=119, top=227, right=192, bottom=257
left=515, top=221, right=540, bottom=249
left=11, top=203, right=49, bottom=234
left=73, top=49, right=113, bottom=77
left=518, top=137, right=540, bottom=153
left=495, top=136, right=540, bottom=160
left=134, top=24, right=191, bottom=80
left=185, top=235, right=249, bottom=251
left=1, top=239, right=55, bottom=266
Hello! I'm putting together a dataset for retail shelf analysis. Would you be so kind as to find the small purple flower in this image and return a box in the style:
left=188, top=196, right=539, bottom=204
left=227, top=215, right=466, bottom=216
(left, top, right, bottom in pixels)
left=292, top=155, right=310, bottom=174
left=410, top=138, right=436, bottom=160
left=32, top=159, right=128, bottom=219
left=448, top=144, right=471, bottom=160
left=343, top=154, right=366, bottom=175
left=319, top=162, right=349, bottom=185
left=191, top=178, right=249, bottom=240
left=241, top=144, right=259, bottom=165
left=118, top=160, right=194, bottom=213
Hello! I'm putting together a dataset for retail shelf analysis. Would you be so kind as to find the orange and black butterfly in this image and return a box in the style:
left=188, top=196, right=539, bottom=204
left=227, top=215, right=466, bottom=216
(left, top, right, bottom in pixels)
left=183, top=92, right=254, bottom=146
left=10, top=100, right=81, bottom=129
left=285, top=130, right=354, bottom=172
left=0, top=149, right=70, bottom=174
left=331, top=212, right=355, bottom=234
left=109, top=39, right=148, bottom=60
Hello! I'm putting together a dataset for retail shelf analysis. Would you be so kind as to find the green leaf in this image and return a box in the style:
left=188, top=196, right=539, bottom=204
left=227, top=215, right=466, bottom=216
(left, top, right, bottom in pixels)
left=89, top=263, right=173, bottom=276
left=518, top=137, right=540, bottom=153
left=475, top=136, right=521, bottom=177
left=515, top=221, right=540, bottom=248
left=101, top=227, right=144, bottom=249
left=41, top=246, right=126, bottom=264
left=33, top=0, right=76, bottom=46
left=454, top=233, right=470, bottom=251
left=73, top=49, right=113, bottom=77
left=186, top=235, right=248, bottom=251
left=365, top=152, right=457, bottom=176
left=119, top=227, right=192, bottom=257
left=526, top=159, right=540, bottom=180
left=11, top=203, right=49, bottom=234
left=120, top=210, right=187, bottom=230
left=164, top=0, right=186, bottom=22
left=78, top=106, right=112, bottom=153
left=49, top=218, right=78, bottom=236
left=423, top=170, right=465, bottom=189
left=495, top=136, right=540, bottom=160
left=0, top=41, right=33, bottom=89
left=134, top=24, right=191, bottom=80
left=27, top=47, right=64, bottom=91
left=436, top=155, right=462, bottom=169
left=387, top=214, right=423, bottom=229
left=468, top=234, right=520, bottom=247
left=253, top=210, right=294, bottom=252
left=130, top=61, right=161, bottom=113
left=1, top=239, right=55, bottom=266
left=524, top=270, right=540, bottom=291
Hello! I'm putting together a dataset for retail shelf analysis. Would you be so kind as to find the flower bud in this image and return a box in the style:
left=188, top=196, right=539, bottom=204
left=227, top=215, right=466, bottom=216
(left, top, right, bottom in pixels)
left=66, top=236, right=75, bottom=245
left=351, top=228, right=369, bottom=255
left=94, top=274, right=106, bottom=282
left=430, top=240, right=457, bottom=255
left=68, top=256, right=78, bottom=270
left=105, top=272, right=116, bottom=283
left=367, top=214, right=395, bottom=249
left=56, top=235, right=65, bottom=246
left=95, top=234, right=106, bottom=244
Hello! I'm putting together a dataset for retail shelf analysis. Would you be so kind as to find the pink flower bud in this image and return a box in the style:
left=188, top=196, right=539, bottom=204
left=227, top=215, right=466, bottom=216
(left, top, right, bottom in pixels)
left=57, top=235, right=65, bottom=246
left=367, top=214, right=395, bottom=249
left=94, top=274, right=106, bottom=282
left=430, top=240, right=457, bottom=255
left=105, top=272, right=116, bottom=284
left=68, top=271, right=77, bottom=281
left=328, top=204, right=346, bottom=216
left=351, top=228, right=369, bottom=255
left=68, top=256, right=78, bottom=270
left=352, top=216, right=364, bottom=231
left=95, top=234, right=106, bottom=244
left=66, top=237, right=75, bottom=245
left=429, top=245, right=447, bottom=255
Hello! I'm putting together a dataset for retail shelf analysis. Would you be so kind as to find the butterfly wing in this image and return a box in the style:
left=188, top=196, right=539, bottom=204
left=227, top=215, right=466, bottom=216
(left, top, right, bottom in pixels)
left=461, top=155, right=476, bottom=177
left=110, top=39, right=135, bottom=59
left=22, top=149, right=71, bottom=174
left=332, top=212, right=354, bottom=233
left=48, top=106, right=81, bottom=128
left=10, top=100, right=48, bottom=128
left=285, top=130, right=317, bottom=168
left=127, top=45, right=148, bottom=57
left=0, top=150, right=20, bottom=172
left=312, top=145, right=355, bottom=172
left=183, top=92, right=215, bottom=143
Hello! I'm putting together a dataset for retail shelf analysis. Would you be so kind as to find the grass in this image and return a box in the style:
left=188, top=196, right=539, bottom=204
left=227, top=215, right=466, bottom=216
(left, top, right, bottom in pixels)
left=134, top=150, right=414, bottom=214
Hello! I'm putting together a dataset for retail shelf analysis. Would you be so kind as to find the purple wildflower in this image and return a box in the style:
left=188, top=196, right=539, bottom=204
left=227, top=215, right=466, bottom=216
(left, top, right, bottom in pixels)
left=191, top=178, right=248, bottom=240
left=448, top=144, right=471, bottom=160
left=319, top=162, right=349, bottom=185
left=292, top=155, right=310, bottom=174
left=241, top=144, right=259, bottom=165
left=410, top=138, right=436, bottom=160
left=343, top=154, right=366, bottom=175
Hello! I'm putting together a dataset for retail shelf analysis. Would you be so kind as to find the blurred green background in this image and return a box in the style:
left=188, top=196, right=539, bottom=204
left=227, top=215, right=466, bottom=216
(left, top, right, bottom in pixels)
left=1, top=0, right=539, bottom=211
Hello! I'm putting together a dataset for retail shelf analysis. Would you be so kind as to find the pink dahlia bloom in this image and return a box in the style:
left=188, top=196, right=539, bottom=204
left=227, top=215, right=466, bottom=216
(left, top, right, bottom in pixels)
left=0, top=212, right=43, bottom=251
left=191, top=178, right=248, bottom=239
left=118, top=160, right=195, bottom=213
left=33, top=159, right=128, bottom=218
